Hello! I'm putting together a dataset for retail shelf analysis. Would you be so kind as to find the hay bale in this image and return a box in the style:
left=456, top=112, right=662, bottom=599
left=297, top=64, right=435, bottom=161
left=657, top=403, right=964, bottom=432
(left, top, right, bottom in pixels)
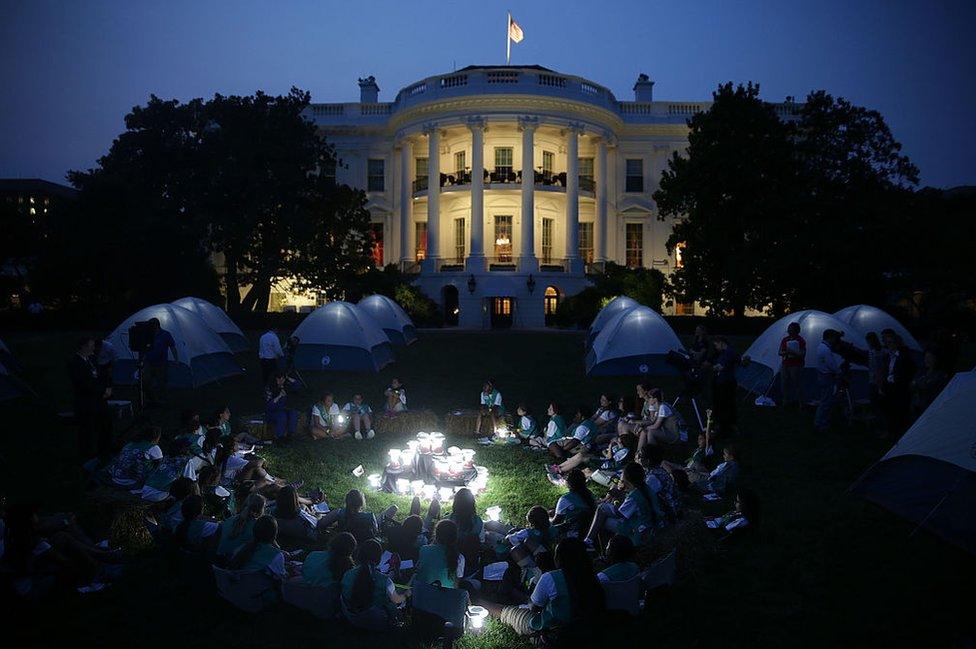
left=237, top=412, right=309, bottom=440
left=83, top=488, right=154, bottom=555
left=637, top=509, right=717, bottom=580
left=375, top=409, right=439, bottom=435
left=444, top=409, right=514, bottom=438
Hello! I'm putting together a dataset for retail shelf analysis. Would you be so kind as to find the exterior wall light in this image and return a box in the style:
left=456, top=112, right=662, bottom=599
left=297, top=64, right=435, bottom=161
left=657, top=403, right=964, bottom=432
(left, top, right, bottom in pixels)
left=526, top=274, right=536, bottom=294
left=467, top=274, right=477, bottom=294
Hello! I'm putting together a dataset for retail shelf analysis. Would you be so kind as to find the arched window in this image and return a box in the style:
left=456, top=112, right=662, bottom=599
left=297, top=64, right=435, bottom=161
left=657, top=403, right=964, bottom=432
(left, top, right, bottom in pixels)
left=544, top=286, right=560, bottom=325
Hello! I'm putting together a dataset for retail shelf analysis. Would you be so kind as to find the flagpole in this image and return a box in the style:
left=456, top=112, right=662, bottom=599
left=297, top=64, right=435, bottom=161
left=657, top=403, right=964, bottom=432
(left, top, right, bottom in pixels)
left=506, top=12, right=511, bottom=64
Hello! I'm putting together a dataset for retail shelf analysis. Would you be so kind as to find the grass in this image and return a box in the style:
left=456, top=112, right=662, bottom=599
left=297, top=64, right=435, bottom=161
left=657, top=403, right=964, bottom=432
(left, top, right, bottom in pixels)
left=2, top=329, right=974, bottom=648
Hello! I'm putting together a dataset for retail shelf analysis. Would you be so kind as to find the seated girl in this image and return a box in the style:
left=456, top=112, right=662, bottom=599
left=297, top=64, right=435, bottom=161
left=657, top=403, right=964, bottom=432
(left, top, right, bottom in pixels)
left=514, top=404, right=540, bottom=445
left=584, top=463, right=663, bottom=549
left=311, top=391, right=347, bottom=440
left=384, top=377, right=407, bottom=414
left=228, top=515, right=286, bottom=582
left=211, top=405, right=262, bottom=447
left=548, top=406, right=597, bottom=462
left=551, top=469, right=597, bottom=539
left=265, top=372, right=299, bottom=441
left=616, top=383, right=651, bottom=437
left=449, top=488, right=484, bottom=572
left=172, top=494, right=219, bottom=553
left=707, top=488, right=760, bottom=537
left=302, top=531, right=357, bottom=587
left=597, top=534, right=641, bottom=583
left=342, top=394, right=374, bottom=440
left=491, top=537, right=605, bottom=637
left=475, top=379, right=504, bottom=436
left=158, top=477, right=200, bottom=533
left=317, top=489, right=397, bottom=543
left=340, top=538, right=406, bottom=629
left=102, top=425, right=163, bottom=488
left=636, top=388, right=682, bottom=452
left=217, top=493, right=267, bottom=560
left=387, top=514, right=428, bottom=563
left=552, top=430, right=636, bottom=477
left=662, top=431, right=716, bottom=476
left=693, top=445, right=740, bottom=497
left=175, top=410, right=206, bottom=454
left=533, top=402, right=566, bottom=450
left=503, top=506, right=557, bottom=569
left=271, top=486, right=318, bottom=543
left=183, top=428, right=222, bottom=482
left=639, top=444, right=681, bottom=522
left=414, top=519, right=465, bottom=589
left=591, top=393, right=619, bottom=436
left=137, top=450, right=193, bottom=503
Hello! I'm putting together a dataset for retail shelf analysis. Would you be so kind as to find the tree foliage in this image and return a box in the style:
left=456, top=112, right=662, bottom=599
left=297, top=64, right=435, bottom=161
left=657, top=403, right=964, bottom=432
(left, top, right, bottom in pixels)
left=553, top=263, right=665, bottom=328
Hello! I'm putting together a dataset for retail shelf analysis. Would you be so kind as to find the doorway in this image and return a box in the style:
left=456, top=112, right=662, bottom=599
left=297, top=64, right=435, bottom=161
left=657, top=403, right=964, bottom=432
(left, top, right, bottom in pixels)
left=490, top=297, right=514, bottom=329
left=443, top=285, right=459, bottom=326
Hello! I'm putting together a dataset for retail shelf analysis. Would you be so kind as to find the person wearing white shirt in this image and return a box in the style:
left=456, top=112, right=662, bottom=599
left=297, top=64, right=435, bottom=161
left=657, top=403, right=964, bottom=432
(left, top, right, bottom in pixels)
left=258, top=329, right=284, bottom=385
left=310, top=392, right=348, bottom=440
left=814, top=330, right=843, bottom=431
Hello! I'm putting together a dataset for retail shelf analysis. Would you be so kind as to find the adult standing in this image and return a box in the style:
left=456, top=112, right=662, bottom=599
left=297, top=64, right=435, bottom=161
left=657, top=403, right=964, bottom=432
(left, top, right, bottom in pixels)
left=258, top=328, right=284, bottom=386
left=778, top=322, right=806, bottom=409
left=94, top=337, right=119, bottom=386
left=144, top=318, right=176, bottom=406
left=67, top=337, right=112, bottom=463
left=813, top=330, right=843, bottom=433
left=910, top=350, right=949, bottom=418
left=711, top=336, right=739, bottom=437
left=881, top=329, right=917, bottom=438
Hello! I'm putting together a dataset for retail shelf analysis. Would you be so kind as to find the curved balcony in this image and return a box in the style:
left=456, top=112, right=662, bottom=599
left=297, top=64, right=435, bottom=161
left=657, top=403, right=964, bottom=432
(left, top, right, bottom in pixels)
left=411, top=170, right=597, bottom=198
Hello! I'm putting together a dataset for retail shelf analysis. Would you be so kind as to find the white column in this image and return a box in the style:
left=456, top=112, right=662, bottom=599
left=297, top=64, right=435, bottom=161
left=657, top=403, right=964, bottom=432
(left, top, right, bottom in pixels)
left=565, top=123, right=582, bottom=273
left=519, top=116, right=538, bottom=272
left=467, top=117, right=486, bottom=272
left=595, top=136, right=608, bottom=263
left=423, top=124, right=440, bottom=272
left=398, top=139, right=412, bottom=266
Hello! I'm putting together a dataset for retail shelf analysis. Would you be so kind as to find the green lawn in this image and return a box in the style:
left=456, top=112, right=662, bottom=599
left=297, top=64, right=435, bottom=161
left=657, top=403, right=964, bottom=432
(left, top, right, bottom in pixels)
left=3, top=330, right=973, bottom=648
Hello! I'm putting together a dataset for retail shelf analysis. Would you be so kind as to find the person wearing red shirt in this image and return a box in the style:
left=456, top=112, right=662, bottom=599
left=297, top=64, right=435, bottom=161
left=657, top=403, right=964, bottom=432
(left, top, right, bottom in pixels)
left=778, top=322, right=806, bottom=408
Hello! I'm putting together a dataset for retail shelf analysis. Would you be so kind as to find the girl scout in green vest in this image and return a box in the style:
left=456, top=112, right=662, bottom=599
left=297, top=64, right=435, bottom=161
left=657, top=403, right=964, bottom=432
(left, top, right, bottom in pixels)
left=596, top=534, right=641, bottom=583
left=475, top=380, right=504, bottom=436
left=584, top=463, right=662, bottom=548
left=228, top=515, right=286, bottom=581
left=548, top=406, right=597, bottom=462
left=172, top=494, right=219, bottom=552
left=341, top=539, right=405, bottom=629
left=536, top=402, right=567, bottom=450
left=317, top=489, right=397, bottom=543
left=302, top=531, right=357, bottom=587
left=514, top=404, right=540, bottom=444
left=217, top=493, right=266, bottom=560
left=414, top=519, right=464, bottom=588
left=551, top=469, right=597, bottom=538
left=493, top=537, right=606, bottom=636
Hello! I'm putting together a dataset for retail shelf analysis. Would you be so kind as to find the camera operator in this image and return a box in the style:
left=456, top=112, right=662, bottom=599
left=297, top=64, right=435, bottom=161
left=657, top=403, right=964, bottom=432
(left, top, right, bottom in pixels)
left=67, top=337, right=113, bottom=464
left=689, top=325, right=715, bottom=403
left=710, top=336, right=740, bottom=437
left=144, top=318, right=176, bottom=406
left=880, top=329, right=917, bottom=438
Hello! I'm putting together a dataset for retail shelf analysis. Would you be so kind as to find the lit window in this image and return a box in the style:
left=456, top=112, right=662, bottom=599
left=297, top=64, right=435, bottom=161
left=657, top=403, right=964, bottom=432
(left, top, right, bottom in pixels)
left=494, top=215, right=513, bottom=261
left=579, top=222, right=594, bottom=263
left=544, top=286, right=559, bottom=316
left=370, top=223, right=384, bottom=267
left=675, top=242, right=686, bottom=269
left=542, top=151, right=554, bottom=175
left=454, top=151, right=466, bottom=175
left=454, top=217, right=466, bottom=263
left=625, top=223, right=643, bottom=268
left=541, top=218, right=554, bottom=264
left=415, top=222, right=428, bottom=261
left=494, top=148, right=513, bottom=178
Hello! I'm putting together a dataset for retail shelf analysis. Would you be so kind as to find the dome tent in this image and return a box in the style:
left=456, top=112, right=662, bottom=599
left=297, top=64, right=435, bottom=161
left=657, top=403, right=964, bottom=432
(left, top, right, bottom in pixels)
left=357, top=294, right=417, bottom=346
left=851, top=371, right=976, bottom=554
left=736, top=310, right=869, bottom=400
left=171, top=296, right=249, bottom=353
left=291, top=301, right=395, bottom=373
left=106, top=304, right=243, bottom=388
left=585, top=306, right=683, bottom=376
left=587, top=295, right=639, bottom=348
left=833, top=304, right=922, bottom=352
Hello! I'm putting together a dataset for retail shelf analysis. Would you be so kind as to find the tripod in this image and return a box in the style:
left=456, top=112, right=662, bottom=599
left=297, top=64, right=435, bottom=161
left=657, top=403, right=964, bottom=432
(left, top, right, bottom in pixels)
left=672, top=369, right=705, bottom=432
left=672, top=393, right=705, bottom=432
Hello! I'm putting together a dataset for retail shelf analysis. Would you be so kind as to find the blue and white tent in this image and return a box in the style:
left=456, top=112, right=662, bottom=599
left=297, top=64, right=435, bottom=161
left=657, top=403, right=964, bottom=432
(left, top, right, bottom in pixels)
left=833, top=304, right=922, bottom=352
left=585, top=306, right=683, bottom=376
left=171, top=296, right=249, bottom=353
left=852, top=370, right=976, bottom=554
left=106, top=304, right=243, bottom=388
left=587, top=296, right=639, bottom=348
left=737, top=310, right=868, bottom=400
left=291, top=301, right=395, bottom=373
left=357, top=294, right=417, bottom=346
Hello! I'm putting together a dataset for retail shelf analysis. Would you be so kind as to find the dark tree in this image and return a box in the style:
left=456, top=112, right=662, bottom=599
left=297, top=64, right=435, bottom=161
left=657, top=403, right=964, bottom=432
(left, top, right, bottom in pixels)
left=654, top=82, right=795, bottom=317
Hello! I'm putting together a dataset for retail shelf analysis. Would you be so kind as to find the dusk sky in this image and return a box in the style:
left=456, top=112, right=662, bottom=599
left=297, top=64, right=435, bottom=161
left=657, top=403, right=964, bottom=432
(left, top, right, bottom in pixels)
left=2, top=0, right=974, bottom=188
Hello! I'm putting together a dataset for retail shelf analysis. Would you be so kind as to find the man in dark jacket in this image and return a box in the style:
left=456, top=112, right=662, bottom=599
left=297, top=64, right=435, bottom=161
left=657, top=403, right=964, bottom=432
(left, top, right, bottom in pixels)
left=68, top=337, right=112, bottom=462
left=880, top=329, right=917, bottom=438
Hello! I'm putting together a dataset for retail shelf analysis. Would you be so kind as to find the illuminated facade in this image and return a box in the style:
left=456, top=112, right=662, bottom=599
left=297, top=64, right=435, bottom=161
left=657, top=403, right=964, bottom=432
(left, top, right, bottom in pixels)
left=305, top=66, right=799, bottom=327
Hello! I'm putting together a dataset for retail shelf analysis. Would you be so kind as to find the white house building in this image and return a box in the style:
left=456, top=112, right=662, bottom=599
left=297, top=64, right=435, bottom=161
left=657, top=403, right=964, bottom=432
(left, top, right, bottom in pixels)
left=304, top=65, right=799, bottom=328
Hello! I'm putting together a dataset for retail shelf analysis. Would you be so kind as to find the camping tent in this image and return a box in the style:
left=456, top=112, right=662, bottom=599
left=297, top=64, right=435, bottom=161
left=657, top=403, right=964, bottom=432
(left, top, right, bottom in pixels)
left=737, top=310, right=869, bottom=400
left=106, top=304, right=243, bottom=388
left=291, top=301, right=395, bottom=372
left=587, top=296, right=639, bottom=348
left=357, top=294, right=417, bottom=346
left=851, top=371, right=976, bottom=554
left=833, top=304, right=922, bottom=352
left=585, top=306, right=683, bottom=376
left=171, top=296, right=249, bottom=353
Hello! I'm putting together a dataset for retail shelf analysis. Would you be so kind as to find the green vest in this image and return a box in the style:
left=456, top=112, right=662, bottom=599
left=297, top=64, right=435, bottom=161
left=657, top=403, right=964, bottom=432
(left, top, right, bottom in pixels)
left=303, top=550, right=338, bottom=586
left=341, top=565, right=393, bottom=613
left=414, top=544, right=458, bottom=588
left=574, top=420, right=598, bottom=446
left=480, top=389, right=504, bottom=414
left=186, top=519, right=212, bottom=548
left=516, top=415, right=538, bottom=439
left=450, top=514, right=484, bottom=541
left=218, top=420, right=233, bottom=439
left=546, top=415, right=567, bottom=442
left=242, top=542, right=281, bottom=572
left=530, top=570, right=572, bottom=631
left=600, top=561, right=640, bottom=582
left=619, top=490, right=656, bottom=544
left=336, top=508, right=378, bottom=541
left=217, top=515, right=255, bottom=558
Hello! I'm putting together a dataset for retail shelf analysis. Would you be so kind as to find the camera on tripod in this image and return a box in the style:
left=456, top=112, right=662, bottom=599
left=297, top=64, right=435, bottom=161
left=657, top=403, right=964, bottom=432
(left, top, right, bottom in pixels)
left=127, top=321, right=156, bottom=354
left=666, top=349, right=702, bottom=396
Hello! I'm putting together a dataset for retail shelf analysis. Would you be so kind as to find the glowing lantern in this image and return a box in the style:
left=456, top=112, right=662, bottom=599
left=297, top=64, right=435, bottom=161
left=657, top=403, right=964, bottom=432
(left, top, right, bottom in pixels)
left=466, top=605, right=488, bottom=633
left=486, top=505, right=502, bottom=522
left=367, top=474, right=382, bottom=490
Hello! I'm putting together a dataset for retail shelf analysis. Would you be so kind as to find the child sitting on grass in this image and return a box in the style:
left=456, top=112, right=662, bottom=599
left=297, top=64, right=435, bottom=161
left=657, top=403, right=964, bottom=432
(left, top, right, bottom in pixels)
left=551, top=469, right=597, bottom=539
left=228, top=515, right=286, bottom=582
left=341, top=539, right=406, bottom=630
left=597, top=534, right=640, bottom=583
left=172, top=494, right=219, bottom=553
left=301, top=531, right=357, bottom=587
left=317, top=489, right=398, bottom=543
left=514, top=404, right=540, bottom=445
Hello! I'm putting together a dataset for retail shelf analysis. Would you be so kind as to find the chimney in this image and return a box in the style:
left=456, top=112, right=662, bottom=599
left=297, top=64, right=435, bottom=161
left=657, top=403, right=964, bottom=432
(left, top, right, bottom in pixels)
left=633, top=73, right=654, bottom=102
left=358, top=76, right=379, bottom=103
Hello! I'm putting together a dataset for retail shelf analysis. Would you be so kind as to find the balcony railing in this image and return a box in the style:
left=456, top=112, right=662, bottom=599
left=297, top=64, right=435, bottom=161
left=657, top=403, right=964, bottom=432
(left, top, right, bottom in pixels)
left=412, top=171, right=596, bottom=194
left=487, top=256, right=517, bottom=271
left=412, top=176, right=429, bottom=193
left=539, top=258, right=568, bottom=272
